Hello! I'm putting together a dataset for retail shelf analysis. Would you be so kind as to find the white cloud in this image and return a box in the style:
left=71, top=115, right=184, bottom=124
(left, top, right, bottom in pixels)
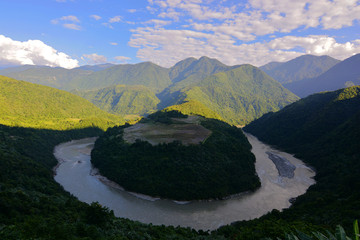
left=127, top=0, right=360, bottom=67
left=129, top=27, right=360, bottom=67
left=128, top=9, right=137, bottom=13
left=90, top=15, right=102, bottom=20
left=63, top=23, right=81, bottom=30
left=114, top=56, right=131, bottom=63
left=51, top=15, right=81, bottom=30
left=110, top=42, right=118, bottom=46
left=109, top=16, right=122, bottom=23
left=146, top=0, right=360, bottom=42
left=59, top=15, right=80, bottom=22
left=82, top=53, right=108, bottom=64
left=0, top=35, right=79, bottom=69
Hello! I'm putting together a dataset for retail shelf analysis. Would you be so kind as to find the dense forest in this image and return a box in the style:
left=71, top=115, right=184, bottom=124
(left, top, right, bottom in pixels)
left=1, top=122, right=357, bottom=239
left=233, top=86, right=360, bottom=238
left=91, top=111, right=260, bottom=200
left=0, top=76, right=124, bottom=130
left=0, top=124, right=225, bottom=239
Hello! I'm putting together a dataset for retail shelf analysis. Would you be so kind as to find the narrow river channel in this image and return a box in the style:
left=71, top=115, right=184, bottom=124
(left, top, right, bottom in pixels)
left=54, top=134, right=315, bottom=230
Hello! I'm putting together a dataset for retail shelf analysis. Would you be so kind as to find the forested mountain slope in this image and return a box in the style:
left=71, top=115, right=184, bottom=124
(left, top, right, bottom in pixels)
left=0, top=75, right=123, bottom=130
left=165, top=64, right=299, bottom=125
left=72, top=84, right=160, bottom=117
left=241, top=86, right=360, bottom=234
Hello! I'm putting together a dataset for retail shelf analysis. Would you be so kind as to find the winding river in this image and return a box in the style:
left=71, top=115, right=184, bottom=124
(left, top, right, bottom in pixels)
left=54, top=134, right=315, bottom=230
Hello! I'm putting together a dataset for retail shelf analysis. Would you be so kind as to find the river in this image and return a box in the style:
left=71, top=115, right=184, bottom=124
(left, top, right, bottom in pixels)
left=54, top=134, right=315, bottom=230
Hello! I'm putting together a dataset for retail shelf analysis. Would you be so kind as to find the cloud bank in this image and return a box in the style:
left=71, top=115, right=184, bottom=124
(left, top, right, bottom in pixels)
left=0, top=35, right=79, bottom=69
left=128, top=0, right=360, bottom=67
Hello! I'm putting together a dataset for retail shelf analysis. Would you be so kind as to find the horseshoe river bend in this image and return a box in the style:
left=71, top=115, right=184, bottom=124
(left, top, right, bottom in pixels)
left=54, top=134, right=315, bottom=230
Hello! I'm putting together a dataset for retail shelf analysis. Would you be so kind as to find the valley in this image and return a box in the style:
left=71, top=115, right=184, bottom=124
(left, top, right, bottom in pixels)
left=53, top=133, right=315, bottom=230
left=0, top=54, right=359, bottom=239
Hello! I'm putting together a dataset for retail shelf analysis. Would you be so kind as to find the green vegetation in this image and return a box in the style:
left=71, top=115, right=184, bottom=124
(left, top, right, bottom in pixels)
left=168, top=56, right=237, bottom=91
left=260, top=54, right=339, bottom=84
left=267, top=221, right=359, bottom=240
left=72, top=84, right=160, bottom=117
left=240, top=86, right=360, bottom=235
left=0, top=66, right=94, bottom=90
left=0, top=124, right=224, bottom=240
left=0, top=74, right=359, bottom=238
left=71, top=62, right=171, bottom=92
left=0, top=75, right=124, bottom=130
left=1, top=57, right=299, bottom=126
left=91, top=111, right=260, bottom=200
left=169, top=64, right=299, bottom=125
left=165, top=100, right=224, bottom=120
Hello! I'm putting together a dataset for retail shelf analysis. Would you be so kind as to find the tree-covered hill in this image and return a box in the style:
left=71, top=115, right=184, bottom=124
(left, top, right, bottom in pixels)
left=240, top=86, right=360, bottom=234
left=168, top=56, right=238, bottom=90
left=0, top=66, right=94, bottom=90
left=0, top=124, right=227, bottom=240
left=164, top=64, right=299, bottom=125
left=0, top=75, right=124, bottom=130
left=260, top=55, right=340, bottom=84
left=72, top=84, right=160, bottom=117
left=91, top=111, right=260, bottom=200
left=71, top=62, right=171, bottom=92
left=284, top=54, right=360, bottom=97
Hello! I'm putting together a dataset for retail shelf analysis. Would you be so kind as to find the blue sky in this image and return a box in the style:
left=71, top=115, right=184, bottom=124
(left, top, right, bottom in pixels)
left=1, top=0, right=360, bottom=68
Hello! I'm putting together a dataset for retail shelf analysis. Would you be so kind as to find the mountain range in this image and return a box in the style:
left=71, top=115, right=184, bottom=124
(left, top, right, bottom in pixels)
left=0, top=56, right=299, bottom=125
left=283, top=54, right=360, bottom=97
left=1, top=53, right=360, bottom=239
left=1, top=54, right=360, bottom=125
left=260, top=54, right=340, bottom=84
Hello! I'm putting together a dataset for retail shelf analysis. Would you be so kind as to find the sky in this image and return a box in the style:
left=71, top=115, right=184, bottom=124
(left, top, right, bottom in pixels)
left=1, top=0, right=360, bottom=69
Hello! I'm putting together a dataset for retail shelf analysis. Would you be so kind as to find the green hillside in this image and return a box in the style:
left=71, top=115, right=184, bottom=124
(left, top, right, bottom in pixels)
left=284, top=54, right=360, bottom=97
left=91, top=111, right=260, bottom=200
left=169, top=56, right=237, bottom=90
left=71, top=62, right=171, bottom=92
left=0, top=62, right=171, bottom=92
left=0, top=66, right=94, bottom=90
left=158, top=56, right=238, bottom=106
left=167, top=64, right=299, bottom=125
left=0, top=57, right=300, bottom=126
left=243, top=86, right=360, bottom=231
left=72, top=84, right=160, bottom=117
left=165, top=100, right=223, bottom=120
left=260, top=55, right=340, bottom=84
left=0, top=75, right=124, bottom=130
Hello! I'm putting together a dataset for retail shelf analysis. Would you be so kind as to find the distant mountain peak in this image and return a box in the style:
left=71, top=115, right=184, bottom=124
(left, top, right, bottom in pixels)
left=260, top=54, right=340, bottom=84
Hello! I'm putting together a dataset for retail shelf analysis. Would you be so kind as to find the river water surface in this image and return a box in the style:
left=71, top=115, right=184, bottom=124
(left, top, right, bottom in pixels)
left=54, top=134, right=315, bottom=230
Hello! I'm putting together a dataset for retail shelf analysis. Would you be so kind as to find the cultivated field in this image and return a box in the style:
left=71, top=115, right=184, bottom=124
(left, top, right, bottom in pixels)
left=123, top=116, right=212, bottom=145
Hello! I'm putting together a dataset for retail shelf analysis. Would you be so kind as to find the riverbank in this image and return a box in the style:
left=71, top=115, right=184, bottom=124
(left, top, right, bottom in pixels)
left=53, top=135, right=315, bottom=230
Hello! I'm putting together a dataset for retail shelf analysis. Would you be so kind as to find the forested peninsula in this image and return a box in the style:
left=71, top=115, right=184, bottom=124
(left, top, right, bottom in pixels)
left=91, top=111, right=260, bottom=200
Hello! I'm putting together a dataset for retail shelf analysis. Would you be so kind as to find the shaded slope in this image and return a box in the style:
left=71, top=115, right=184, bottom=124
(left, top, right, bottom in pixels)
left=73, top=84, right=160, bottom=117
left=260, top=55, right=339, bottom=84
left=284, top=54, right=360, bottom=97
left=243, top=86, right=360, bottom=230
left=169, top=65, right=299, bottom=125
left=0, top=75, right=123, bottom=130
